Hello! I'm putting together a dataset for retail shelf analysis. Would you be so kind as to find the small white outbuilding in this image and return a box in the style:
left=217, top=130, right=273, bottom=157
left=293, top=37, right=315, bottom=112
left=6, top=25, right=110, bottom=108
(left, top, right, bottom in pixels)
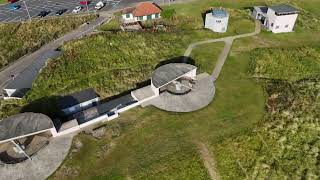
left=205, top=9, right=229, bottom=33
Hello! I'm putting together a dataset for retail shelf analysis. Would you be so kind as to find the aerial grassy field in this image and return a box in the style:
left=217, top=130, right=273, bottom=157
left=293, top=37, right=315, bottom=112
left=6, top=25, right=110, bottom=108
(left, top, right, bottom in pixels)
left=1, top=0, right=320, bottom=179
left=0, top=15, right=96, bottom=69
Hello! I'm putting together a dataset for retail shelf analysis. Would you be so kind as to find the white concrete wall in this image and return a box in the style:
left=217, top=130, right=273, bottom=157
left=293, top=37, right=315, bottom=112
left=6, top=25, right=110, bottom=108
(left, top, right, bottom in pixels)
left=3, top=89, right=17, bottom=98
left=150, top=81, right=160, bottom=95
left=266, top=9, right=298, bottom=33
left=184, top=68, right=197, bottom=79
left=50, top=127, right=58, bottom=137
left=122, top=13, right=161, bottom=22
left=205, top=14, right=229, bottom=33
left=117, top=102, right=139, bottom=113
left=122, top=13, right=134, bottom=21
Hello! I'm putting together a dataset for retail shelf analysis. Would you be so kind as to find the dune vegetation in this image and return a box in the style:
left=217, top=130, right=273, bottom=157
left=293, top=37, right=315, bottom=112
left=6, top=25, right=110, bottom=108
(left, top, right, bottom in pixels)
left=0, top=15, right=96, bottom=69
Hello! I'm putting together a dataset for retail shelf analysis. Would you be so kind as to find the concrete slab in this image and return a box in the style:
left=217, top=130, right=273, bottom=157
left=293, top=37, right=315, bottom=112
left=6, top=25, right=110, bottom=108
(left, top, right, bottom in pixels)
left=147, top=73, right=215, bottom=112
left=0, top=134, right=74, bottom=180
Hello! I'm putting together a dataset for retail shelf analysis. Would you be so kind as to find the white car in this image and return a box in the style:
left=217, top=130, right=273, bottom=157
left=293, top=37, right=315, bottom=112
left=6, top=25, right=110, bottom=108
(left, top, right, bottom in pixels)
left=95, top=1, right=104, bottom=10
left=72, top=6, right=82, bottom=13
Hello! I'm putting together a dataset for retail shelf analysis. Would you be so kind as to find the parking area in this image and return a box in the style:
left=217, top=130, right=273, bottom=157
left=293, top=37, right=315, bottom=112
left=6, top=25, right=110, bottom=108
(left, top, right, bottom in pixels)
left=0, top=0, right=121, bottom=23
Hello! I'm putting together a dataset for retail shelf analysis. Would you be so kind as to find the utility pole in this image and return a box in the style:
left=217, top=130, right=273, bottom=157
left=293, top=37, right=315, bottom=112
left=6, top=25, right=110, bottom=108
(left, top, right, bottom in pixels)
left=23, top=1, right=31, bottom=21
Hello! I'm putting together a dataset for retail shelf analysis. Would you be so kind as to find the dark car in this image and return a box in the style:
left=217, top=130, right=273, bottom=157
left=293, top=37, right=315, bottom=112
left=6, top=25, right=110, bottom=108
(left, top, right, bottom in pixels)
left=38, top=10, right=50, bottom=17
left=55, top=9, right=67, bottom=16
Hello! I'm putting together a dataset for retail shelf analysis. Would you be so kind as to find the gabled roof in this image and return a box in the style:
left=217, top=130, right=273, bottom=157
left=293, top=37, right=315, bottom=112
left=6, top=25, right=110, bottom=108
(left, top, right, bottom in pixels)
left=123, top=2, right=162, bottom=17
left=58, top=88, right=98, bottom=110
left=269, top=4, right=299, bottom=14
left=0, top=113, right=53, bottom=143
left=151, top=63, right=196, bottom=88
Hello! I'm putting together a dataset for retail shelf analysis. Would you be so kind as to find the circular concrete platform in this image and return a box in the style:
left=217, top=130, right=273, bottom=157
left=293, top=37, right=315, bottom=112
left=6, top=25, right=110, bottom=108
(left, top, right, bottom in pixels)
left=149, top=73, right=215, bottom=112
left=0, top=134, right=74, bottom=180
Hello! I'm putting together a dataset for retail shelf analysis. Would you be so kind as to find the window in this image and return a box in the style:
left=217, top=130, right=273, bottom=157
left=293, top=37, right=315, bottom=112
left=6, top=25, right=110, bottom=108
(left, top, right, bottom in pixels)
left=126, top=14, right=130, bottom=18
left=139, top=16, right=143, bottom=21
left=216, top=20, right=221, bottom=23
left=275, top=26, right=280, bottom=29
left=147, top=15, right=152, bottom=20
left=155, top=13, right=159, bottom=18
left=271, top=23, right=274, bottom=27
left=285, top=24, right=289, bottom=28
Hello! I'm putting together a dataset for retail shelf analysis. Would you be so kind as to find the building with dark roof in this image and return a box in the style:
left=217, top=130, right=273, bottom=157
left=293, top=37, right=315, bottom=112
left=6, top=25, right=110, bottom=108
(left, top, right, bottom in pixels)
left=252, top=4, right=299, bottom=33
left=58, top=88, right=99, bottom=116
left=122, top=2, right=162, bottom=22
left=269, top=4, right=299, bottom=15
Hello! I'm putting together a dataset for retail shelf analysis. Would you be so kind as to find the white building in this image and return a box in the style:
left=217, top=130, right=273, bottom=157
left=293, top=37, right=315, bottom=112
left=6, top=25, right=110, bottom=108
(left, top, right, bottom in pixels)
left=122, top=2, right=162, bottom=22
left=205, top=9, right=229, bottom=33
left=252, top=4, right=299, bottom=33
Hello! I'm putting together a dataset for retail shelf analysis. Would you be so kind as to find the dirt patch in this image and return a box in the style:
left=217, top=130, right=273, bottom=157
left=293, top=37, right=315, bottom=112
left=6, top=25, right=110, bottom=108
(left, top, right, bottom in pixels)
left=197, top=142, right=220, bottom=180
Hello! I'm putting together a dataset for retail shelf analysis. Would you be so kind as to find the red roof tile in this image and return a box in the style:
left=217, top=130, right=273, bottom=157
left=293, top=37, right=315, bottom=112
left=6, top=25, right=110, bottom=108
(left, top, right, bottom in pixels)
left=123, top=2, right=162, bottom=17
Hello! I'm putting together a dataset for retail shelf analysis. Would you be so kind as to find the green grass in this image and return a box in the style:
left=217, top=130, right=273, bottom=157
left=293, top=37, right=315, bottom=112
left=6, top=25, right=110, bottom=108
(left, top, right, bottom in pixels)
left=49, top=45, right=265, bottom=179
left=0, top=0, right=6, bottom=4
left=191, top=42, right=225, bottom=74
left=2, top=0, right=320, bottom=179
left=0, top=15, right=96, bottom=69
left=249, top=46, right=320, bottom=81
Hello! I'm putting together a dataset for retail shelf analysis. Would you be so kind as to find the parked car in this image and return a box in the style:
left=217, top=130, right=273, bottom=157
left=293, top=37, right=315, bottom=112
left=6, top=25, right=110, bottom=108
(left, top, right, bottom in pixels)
left=55, top=9, right=67, bottom=16
left=37, top=10, right=50, bottom=17
left=9, top=4, right=20, bottom=10
left=72, top=6, right=82, bottom=13
left=79, top=1, right=90, bottom=5
left=95, top=1, right=104, bottom=10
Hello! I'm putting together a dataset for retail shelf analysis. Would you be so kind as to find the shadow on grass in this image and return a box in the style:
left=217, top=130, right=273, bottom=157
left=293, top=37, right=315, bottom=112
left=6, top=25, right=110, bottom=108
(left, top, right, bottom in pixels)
left=155, top=56, right=195, bottom=69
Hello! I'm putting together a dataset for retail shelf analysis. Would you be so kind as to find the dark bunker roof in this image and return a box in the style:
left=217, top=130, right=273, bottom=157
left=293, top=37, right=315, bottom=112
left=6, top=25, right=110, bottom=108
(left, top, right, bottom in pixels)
left=5, top=50, right=61, bottom=90
left=151, top=63, right=196, bottom=88
left=74, top=94, right=137, bottom=124
left=211, top=9, right=228, bottom=18
left=58, top=88, right=99, bottom=110
left=0, top=113, right=53, bottom=143
left=269, top=4, right=299, bottom=14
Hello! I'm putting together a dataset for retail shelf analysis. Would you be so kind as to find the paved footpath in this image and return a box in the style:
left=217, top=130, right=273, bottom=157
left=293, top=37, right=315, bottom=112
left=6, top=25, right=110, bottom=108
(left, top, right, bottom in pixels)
left=184, top=20, right=261, bottom=80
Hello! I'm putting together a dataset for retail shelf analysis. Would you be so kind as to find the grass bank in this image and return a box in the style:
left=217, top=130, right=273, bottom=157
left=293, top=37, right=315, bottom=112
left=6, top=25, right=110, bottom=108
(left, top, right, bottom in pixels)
left=215, top=46, right=320, bottom=179
left=0, top=15, right=96, bottom=69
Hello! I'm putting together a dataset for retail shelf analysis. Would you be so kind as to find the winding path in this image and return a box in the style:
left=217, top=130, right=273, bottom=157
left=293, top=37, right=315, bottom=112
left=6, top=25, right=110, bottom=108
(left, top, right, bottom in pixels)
left=184, top=20, right=261, bottom=80
left=184, top=21, right=261, bottom=180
